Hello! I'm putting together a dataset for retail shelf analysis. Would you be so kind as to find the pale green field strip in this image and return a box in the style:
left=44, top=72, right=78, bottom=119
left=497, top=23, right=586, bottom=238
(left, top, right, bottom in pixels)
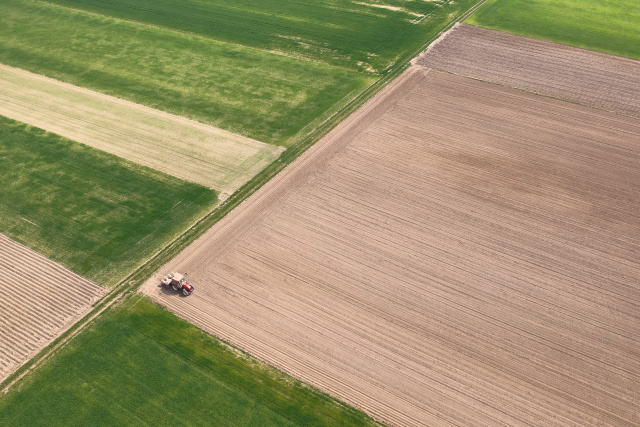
left=0, top=64, right=283, bottom=196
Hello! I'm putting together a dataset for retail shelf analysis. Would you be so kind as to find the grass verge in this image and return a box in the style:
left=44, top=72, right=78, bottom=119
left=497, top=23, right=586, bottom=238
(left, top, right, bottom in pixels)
left=467, top=0, right=640, bottom=60
left=0, top=116, right=217, bottom=286
left=0, top=296, right=376, bottom=426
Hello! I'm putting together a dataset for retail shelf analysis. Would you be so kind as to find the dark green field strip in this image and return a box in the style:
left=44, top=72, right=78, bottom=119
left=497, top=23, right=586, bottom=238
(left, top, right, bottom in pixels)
left=0, top=117, right=217, bottom=286
left=0, top=0, right=372, bottom=146
left=41, top=0, right=477, bottom=73
left=467, top=0, right=640, bottom=60
left=0, top=296, right=376, bottom=426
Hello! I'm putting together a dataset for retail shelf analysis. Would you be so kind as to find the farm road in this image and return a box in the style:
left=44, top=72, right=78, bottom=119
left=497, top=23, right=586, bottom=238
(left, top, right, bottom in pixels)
left=0, top=234, right=104, bottom=383
left=143, top=67, right=640, bottom=426
left=417, top=23, right=640, bottom=118
left=0, top=64, right=283, bottom=196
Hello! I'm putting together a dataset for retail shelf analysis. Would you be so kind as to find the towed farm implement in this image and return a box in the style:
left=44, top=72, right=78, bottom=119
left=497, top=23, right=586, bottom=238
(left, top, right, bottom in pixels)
left=161, top=272, right=194, bottom=296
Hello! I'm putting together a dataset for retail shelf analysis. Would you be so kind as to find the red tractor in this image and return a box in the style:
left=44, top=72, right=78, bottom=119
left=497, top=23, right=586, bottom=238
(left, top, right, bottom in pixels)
left=161, top=272, right=194, bottom=296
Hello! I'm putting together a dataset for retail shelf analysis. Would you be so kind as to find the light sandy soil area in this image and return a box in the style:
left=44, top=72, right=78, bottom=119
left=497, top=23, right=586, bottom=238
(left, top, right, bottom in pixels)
left=0, top=64, right=283, bottom=196
left=416, top=23, right=640, bottom=118
left=143, top=68, right=640, bottom=426
left=0, top=234, right=104, bottom=383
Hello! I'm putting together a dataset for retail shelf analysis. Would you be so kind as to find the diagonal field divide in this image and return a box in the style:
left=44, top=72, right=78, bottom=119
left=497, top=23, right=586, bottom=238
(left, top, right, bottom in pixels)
left=0, top=233, right=105, bottom=384
left=0, top=0, right=484, bottom=393
left=416, top=23, right=640, bottom=118
left=142, top=67, right=640, bottom=426
left=0, top=64, right=284, bottom=197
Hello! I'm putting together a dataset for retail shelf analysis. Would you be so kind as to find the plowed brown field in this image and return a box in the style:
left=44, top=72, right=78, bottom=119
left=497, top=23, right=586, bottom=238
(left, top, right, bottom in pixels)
left=143, top=67, right=640, bottom=426
left=416, top=23, right=640, bottom=118
left=0, top=234, right=104, bottom=383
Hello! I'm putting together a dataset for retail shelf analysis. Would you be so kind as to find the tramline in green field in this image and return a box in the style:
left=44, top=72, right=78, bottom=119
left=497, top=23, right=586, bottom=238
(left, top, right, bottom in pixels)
left=467, top=0, right=640, bottom=60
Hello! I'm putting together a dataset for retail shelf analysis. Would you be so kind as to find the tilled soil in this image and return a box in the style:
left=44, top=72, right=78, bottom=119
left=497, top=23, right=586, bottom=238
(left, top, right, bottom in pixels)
left=142, top=68, right=640, bottom=426
left=416, top=23, right=640, bottom=118
left=0, top=64, right=283, bottom=196
left=0, top=234, right=104, bottom=383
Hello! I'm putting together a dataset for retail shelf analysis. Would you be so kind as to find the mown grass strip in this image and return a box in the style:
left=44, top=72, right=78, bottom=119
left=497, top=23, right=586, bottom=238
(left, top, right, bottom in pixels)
left=0, top=0, right=372, bottom=145
left=0, top=63, right=284, bottom=194
left=467, top=0, right=640, bottom=60
left=0, top=116, right=217, bottom=286
left=0, top=296, right=377, bottom=426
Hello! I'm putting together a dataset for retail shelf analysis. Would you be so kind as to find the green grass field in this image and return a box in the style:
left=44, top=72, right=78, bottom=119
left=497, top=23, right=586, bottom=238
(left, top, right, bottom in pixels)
left=467, top=0, right=640, bottom=60
left=0, top=117, right=217, bottom=286
left=44, top=0, right=479, bottom=73
left=0, top=296, right=376, bottom=426
left=0, top=0, right=373, bottom=146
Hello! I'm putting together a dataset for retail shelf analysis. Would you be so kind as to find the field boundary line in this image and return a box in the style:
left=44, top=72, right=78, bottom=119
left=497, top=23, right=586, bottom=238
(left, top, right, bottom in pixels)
left=144, top=69, right=640, bottom=426
left=1, top=0, right=486, bottom=395
left=0, top=282, right=124, bottom=393
left=0, top=200, right=226, bottom=393
left=415, top=22, right=640, bottom=118
left=395, top=0, right=491, bottom=72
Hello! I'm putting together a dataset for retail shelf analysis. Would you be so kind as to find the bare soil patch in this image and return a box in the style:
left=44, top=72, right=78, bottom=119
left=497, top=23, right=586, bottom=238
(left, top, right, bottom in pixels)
left=0, top=234, right=104, bottom=383
left=143, top=68, right=640, bottom=426
left=416, top=23, right=640, bottom=118
left=0, top=64, right=283, bottom=196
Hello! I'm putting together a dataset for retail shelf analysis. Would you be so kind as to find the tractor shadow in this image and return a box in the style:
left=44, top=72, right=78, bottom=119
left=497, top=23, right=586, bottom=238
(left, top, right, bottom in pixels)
left=155, top=282, right=191, bottom=298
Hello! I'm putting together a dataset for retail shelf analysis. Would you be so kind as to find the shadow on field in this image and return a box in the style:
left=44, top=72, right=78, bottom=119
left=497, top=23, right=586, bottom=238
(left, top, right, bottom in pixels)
left=155, top=282, right=191, bottom=298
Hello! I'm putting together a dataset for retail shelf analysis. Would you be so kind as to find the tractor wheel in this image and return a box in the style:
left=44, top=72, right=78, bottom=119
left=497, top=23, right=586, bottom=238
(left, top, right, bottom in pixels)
left=182, top=288, right=190, bottom=296
left=172, top=284, right=178, bottom=291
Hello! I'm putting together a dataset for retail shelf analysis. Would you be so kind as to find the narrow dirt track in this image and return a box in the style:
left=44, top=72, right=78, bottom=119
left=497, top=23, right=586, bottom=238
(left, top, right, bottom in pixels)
left=0, top=64, right=283, bottom=196
left=0, top=234, right=104, bottom=383
left=143, top=67, right=640, bottom=426
left=416, top=23, right=640, bottom=118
